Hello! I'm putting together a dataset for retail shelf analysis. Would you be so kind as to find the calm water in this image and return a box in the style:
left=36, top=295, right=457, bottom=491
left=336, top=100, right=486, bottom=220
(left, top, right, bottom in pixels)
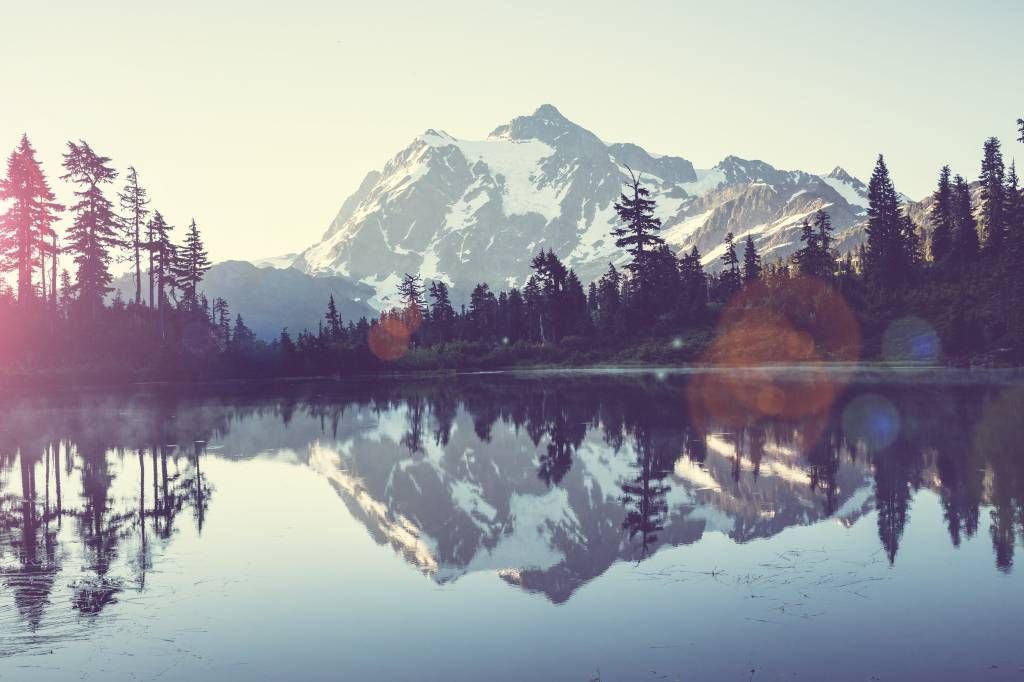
left=1, top=370, right=1024, bottom=681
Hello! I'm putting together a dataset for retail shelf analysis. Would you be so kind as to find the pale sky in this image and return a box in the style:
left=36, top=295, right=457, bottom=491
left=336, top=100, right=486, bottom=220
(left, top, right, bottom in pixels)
left=1, top=0, right=1021, bottom=264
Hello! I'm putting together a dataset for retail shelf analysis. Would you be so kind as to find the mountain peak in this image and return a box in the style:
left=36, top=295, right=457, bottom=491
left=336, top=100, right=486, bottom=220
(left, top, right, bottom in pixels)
left=487, top=103, right=594, bottom=147
left=827, top=166, right=854, bottom=182
left=532, top=103, right=567, bottom=122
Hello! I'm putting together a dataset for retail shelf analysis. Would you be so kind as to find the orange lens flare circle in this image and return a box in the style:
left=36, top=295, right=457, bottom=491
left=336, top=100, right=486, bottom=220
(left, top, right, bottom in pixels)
left=368, top=316, right=411, bottom=361
left=688, top=276, right=861, bottom=439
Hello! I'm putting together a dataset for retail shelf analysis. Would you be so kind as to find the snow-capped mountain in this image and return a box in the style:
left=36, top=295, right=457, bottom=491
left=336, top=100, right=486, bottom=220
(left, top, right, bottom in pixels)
left=295, top=104, right=876, bottom=307
left=306, top=401, right=874, bottom=603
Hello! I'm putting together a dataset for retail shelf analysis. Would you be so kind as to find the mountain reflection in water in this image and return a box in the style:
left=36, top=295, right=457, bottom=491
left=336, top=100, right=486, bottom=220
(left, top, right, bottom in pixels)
left=1, top=371, right=1023, bottom=676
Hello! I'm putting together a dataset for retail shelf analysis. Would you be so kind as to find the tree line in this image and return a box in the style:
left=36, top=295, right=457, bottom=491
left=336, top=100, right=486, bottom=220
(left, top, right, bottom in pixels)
left=2, top=120, right=1023, bottom=383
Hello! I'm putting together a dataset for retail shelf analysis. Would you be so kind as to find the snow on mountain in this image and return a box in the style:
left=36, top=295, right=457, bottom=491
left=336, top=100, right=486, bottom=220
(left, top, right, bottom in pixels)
left=304, top=400, right=874, bottom=603
left=295, top=105, right=878, bottom=306
left=253, top=252, right=299, bottom=269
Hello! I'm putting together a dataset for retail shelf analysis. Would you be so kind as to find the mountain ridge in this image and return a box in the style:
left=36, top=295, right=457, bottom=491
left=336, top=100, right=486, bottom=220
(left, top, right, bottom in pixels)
left=294, top=105, right=889, bottom=307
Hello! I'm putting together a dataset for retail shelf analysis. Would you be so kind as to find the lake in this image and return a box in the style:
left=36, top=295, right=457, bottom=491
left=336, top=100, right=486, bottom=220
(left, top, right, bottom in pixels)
left=1, top=369, right=1023, bottom=681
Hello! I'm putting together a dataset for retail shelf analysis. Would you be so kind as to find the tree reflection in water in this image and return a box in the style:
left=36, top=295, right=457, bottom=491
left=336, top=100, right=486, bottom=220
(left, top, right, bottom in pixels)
left=1, top=373, right=1023, bottom=641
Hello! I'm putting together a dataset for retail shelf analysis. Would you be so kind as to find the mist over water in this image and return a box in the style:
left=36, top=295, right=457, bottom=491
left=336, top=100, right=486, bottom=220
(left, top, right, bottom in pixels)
left=1, top=371, right=1023, bottom=681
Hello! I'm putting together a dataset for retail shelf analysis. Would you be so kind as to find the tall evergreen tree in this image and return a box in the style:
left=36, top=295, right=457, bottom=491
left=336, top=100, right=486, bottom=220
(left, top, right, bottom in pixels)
left=979, top=137, right=1006, bottom=255
left=213, top=297, right=231, bottom=348
left=792, top=218, right=820, bottom=277
left=929, top=165, right=955, bottom=264
left=324, top=294, right=343, bottom=340
left=1, top=135, right=62, bottom=305
left=147, top=211, right=175, bottom=310
left=397, top=273, right=426, bottom=315
left=864, top=154, right=914, bottom=287
left=677, top=246, right=707, bottom=321
left=720, top=232, right=741, bottom=296
left=428, top=280, right=455, bottom=342
left=1004, top=161, right=1021, bottom=241
left=952, top=174, right=980, bottom=264
left=118, top=166, right=150, bottom=305
left=595, top=263, right=623, bottom=335
left=61, top=140, right=120, bottom=317
left=742, top=235, right=762, bottom=283
left=612, top=167, right=664, bottom=304
left=813, top=209, right=836, bottom=278
left=172, top=218, right=210, bottom=312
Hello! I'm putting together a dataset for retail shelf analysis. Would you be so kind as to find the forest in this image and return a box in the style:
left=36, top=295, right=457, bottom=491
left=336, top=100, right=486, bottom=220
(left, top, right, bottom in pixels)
left=1, top=119, right=1023, bottom=386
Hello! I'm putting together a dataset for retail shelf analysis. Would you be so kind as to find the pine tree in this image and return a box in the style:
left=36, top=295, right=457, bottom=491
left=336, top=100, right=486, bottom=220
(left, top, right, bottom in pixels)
left=742, top=236, right=762, bottom=283
left=595, top=263, right=622, bottom=335
left=147, top=211, right=175, bottom=309
left=60, top=140, right=120, bottom=317
left=792, top=218, right=820, bottom=277
left=397, top=273, right=426, bottom=315
left=1004, top=161, right=1021, bottom=243
left=720, top=232, right=741, bottom=296
left=813, top=209, right=836, bottom=278
left=979, top=137, right=1006, bottom=254
left=952, top=174, right=980, bottom=264
left=612, top=166, right=665, bottom=302
left=929, top=165, right=955, bottom=264
left=562, top=269, right=592, bottom=336
left=428, top=280, right=455, bottom=342
left=172, top=218, right=210, bottom=312
left=118, top=166, right=150, bottom=305
left=58, top=269, right=73, bottom=313
left=324, top=294, right=343, bottom=340
left=231, top=314, right=256, bottom=353
left=213, top=297, right=231, bottom=348
left=864, top=154, right=913, bottom=287
left=530, top=250, right=568, bottom=342
left=677, top=246, right=707, bottom=321
left=1, top=135, right=62, bottom=305
left=522, top=275, right=544, bottom=342
left=468, top=282, right=498, bottom=341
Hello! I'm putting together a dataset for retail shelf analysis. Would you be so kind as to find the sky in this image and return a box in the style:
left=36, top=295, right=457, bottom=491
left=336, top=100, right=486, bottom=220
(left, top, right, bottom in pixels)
left=1, top=0, right=1021, bottom=264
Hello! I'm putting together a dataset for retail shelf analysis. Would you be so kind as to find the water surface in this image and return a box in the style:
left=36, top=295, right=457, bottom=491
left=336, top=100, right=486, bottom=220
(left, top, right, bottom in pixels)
left=1, top=371, right=1023, bottom=680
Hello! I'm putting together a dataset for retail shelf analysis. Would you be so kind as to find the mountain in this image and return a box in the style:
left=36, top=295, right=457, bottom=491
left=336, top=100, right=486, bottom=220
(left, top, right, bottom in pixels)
left=110, top=260, right=375, bottom=339
left=295, top=104, right=879, bottom=307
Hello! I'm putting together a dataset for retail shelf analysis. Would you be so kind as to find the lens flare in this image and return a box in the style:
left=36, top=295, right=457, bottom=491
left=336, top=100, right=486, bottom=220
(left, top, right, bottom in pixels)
left=841, top=393, right=900, bottom=452
left=881, top=316, right=941, bottom=363
left=368, top=317, right=411, bottom=361
left=688, top=276, right=860, bottom=440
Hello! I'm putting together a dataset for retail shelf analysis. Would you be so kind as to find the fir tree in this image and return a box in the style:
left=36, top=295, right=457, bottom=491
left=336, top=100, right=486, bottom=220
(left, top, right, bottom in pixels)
left=720, top=232, right=741, bottom=296
left=612, top=166, right=664, bottom=302
left=397, top=273, right=426, bottom=315
left=952, top=174, right=980, bottom=264
left=1004, top=161, right=1021, bottom=242
left=428, top=280, right=455, bottom=342
left=813, top=209, right=836, bottom=278
left=742, top=235, right=762, bottom=283
left=213, top=297, right=231, bottom=348
left=677, top=246, right=707, bottom=320
left=324, top=294, right=343, bottom=340
left=118, top=166, right=150, bottom=305
left=595, top=263, right=622, bottom=335
left=792, top=218, right=820, bottom=277
left=0, top=135, right=62, bottom=305
left=929, top=165, right=955, bottom=264
left=147, top=211, right=175, bottom=309
left=979, top=137, right=1006, bottom=254
left=864, top=154, right=913, bottom=287
left=61, top=140, right=120, bottom=317
left=173, top=218, right=210, bottom=312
